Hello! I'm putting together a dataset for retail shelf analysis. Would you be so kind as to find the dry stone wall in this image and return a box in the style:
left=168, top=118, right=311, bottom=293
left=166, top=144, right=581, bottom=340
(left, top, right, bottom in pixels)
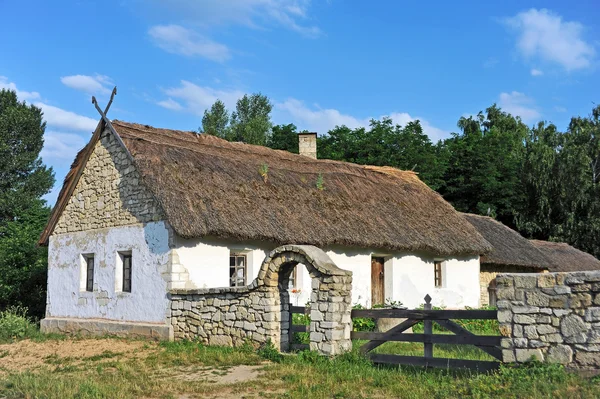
left=497, top=271, right=600, bottom=369
left=54, top=128, right=164, bottom=234
left=168, top=245, right=353, bottom=356
left=480, top=264, right=544, bottom=306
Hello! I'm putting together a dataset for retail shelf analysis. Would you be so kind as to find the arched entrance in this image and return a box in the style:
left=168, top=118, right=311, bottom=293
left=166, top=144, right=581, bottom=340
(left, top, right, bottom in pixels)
left=258, top=245, right=353, bottom=355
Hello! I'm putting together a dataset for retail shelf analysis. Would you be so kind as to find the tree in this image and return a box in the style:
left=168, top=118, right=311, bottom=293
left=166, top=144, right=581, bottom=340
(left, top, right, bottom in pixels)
left=229, top=93, right=273, bottom=145
left=268, top=124, right=299, bottom=153
left=439, top=105, right=528, bottom=226
left=0, top=89, right=54, bottom=318
left=201, top=100, right=229, bottom=139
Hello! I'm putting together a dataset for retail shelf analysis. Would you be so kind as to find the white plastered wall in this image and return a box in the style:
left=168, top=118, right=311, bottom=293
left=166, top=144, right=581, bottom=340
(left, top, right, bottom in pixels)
left=172, top=236, right=481, bottom=309
left=46, top=221, right=171, bottom=323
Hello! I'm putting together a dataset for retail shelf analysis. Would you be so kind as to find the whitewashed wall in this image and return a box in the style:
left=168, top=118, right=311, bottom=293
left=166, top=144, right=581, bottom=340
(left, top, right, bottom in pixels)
left=173, top=236, right=272, bottom=288
left=46, top=221, right=171, bottom=323
left=172, top=237, right=481, bottom=309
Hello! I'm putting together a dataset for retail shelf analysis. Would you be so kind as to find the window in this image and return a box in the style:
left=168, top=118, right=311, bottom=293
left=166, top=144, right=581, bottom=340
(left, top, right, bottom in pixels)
left=288, top=266, right=298, bottom=289
left=122, top=253, right=132, bottom=293
left=488, top=279, right=497, bottom=307
left=434, top=261, right=443, bottom=288
left=84, top=254, right=95, bottom=292
left=117, top=251, right=132, bottom=293
left=230, top=253, right=247, bottom=287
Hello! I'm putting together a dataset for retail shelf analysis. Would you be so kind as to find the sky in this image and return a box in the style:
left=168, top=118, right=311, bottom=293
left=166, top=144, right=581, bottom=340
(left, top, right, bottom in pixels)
left=0, top=1, right=599, bottom=205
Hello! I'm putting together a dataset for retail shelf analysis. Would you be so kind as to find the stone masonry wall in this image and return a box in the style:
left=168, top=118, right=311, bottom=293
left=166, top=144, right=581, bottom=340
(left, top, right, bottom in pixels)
left=54, top=128, right=164, bottom=235
left=497, top=271, right=600, bottom=369
left=168, top=245, right=353, bottom=356
left=298, top=133, right=317, bottom=159
left=480, top=264, right=544, bottom=306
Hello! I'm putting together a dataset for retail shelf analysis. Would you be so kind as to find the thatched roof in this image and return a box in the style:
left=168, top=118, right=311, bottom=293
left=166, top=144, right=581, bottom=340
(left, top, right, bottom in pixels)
left=41, top=120, right=491, bottom=255
left=462, top=213, right=550, bottom=270
left=530, top=240, right=600, bottom=272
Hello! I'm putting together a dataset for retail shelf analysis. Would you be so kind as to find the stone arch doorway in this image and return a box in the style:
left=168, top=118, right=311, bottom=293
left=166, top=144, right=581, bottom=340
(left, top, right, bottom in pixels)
left=258, top=245, right=353, bottom=355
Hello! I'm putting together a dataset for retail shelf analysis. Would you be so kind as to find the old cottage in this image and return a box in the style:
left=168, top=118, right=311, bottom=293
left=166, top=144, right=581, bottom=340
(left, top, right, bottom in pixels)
left=530, top=240, right=600, bottom=273
left=39, top=118, right=491, bottom=338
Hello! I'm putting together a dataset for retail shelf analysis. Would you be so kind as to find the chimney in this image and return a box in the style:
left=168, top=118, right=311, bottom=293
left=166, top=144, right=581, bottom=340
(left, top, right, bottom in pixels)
left=298, top=132, right=317, bottom=159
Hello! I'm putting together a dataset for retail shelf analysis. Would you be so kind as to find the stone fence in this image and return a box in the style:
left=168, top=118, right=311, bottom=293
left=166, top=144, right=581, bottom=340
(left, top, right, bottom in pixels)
left=497, top=271, right=600, bottom=369
left=168, top=245, right=353, bottom=356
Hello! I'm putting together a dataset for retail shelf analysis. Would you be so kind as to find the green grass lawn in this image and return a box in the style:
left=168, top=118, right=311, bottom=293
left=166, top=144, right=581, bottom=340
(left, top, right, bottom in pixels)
left=1, top=337, right=599, bottom=399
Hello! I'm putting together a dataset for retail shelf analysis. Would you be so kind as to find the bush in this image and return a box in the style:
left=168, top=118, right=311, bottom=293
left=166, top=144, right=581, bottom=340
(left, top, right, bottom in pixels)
left=0, top=306, right=39, bottom=342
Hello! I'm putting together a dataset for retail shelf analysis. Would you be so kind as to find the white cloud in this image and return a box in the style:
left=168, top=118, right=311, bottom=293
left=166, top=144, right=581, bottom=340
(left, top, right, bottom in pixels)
left=498, top=91, right=541, bottom=122
left=504, top=9, right=596, bottom=71
left=275, top=98, right=449, bottom=142
left=554, top=106, right=567, bottom=113
left=41, top=131, right=87, bottom=162
left=157, top=80, right=245, bottom=115
left=61, top=74, right=113, bottom=94
left=0, top=76, right=41, bottom=101
left=148, top=0, right=320, bottom=38
left=35, top=102, right=98, bottom=132
left=149, top=25, right=231, bottom=62
left=157, top=98, right=184, bottom=111
left=530, top=68, right=544, bottom=76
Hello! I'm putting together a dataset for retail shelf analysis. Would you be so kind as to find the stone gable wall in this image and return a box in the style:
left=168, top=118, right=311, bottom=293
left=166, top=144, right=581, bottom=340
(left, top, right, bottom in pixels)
left=54, top=128, right=164, bottom=235
left=497, top=271, right=600, bottom=369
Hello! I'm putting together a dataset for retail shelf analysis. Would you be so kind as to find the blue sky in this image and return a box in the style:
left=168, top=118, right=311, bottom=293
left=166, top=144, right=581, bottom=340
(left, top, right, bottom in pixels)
left=1, top=1, right=599, bottom=205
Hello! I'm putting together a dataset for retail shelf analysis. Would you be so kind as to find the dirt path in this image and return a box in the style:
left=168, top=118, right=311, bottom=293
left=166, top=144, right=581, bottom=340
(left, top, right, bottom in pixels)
left=0, top=338, right=157, bottom=375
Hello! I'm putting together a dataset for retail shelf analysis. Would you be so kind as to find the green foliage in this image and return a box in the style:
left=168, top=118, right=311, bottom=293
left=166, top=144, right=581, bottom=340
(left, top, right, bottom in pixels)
left=0, top=89, right=54, bottom=319
left=201, top=99, right=229, bottom=138
left=351, top=304, right=375, bottom=332
left=257, top=339, right=283, bottom=362
left=0, top=306, right=39, bottom=343
left=200, top=93, right=273, bottom=145
left=316, top=173, right=324, bottom=190
left=258, top=163, right=269, bottom=183
left=318, top=118, right=447, bottom=190
left=268, top=124, right=299, bottom=153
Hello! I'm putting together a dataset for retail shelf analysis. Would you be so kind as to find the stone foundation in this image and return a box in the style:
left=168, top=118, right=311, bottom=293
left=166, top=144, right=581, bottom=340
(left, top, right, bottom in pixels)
left=40, top=317, right=173, bottom=340
left=497, top=271, right=600, bottom=370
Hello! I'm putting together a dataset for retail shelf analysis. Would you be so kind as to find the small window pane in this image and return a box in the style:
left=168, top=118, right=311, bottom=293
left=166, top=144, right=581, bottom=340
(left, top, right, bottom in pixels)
left=229, top=254, right=247, bottom=287
left=86, top=255, right=94, bottom=292
left=122, top=254, right=132, bottom=293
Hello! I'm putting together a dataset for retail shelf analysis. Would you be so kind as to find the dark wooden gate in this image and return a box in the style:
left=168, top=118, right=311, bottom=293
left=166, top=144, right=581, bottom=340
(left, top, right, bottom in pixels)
left=289, top=305, right=309, bottom=351
left=351, top=295, right=501, bottom=371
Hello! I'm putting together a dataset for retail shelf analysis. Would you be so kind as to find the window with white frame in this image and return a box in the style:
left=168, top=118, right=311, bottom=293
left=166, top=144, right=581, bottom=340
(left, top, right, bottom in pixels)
left=81, top=254, right=95, bottom=292
left=116, top=251, right=133, bottom=293
left=229, top=253, right=247, bottom=287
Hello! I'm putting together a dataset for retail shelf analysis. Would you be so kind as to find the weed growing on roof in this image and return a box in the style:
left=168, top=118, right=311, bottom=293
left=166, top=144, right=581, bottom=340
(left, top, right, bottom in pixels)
left=316, top=173, right=324, bottom=190
left=258, top=163, right=269, bottom=183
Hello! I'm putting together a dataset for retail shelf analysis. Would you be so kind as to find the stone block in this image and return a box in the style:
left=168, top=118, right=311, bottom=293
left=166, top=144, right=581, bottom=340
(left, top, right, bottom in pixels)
left=502, top=349, right=516, bottom=363
left=526, top=292, right=550, bottom=307
left=514, top=275, right=537, bottom=289
left=546, top=345, right=573, bottom=364
left=513, top=305, right=540, bottom=314
left=537, top=274, right=556, bottom=288
left=561, top=314, right=587, bottom=337
left=524, top=325, right=539, bottom=339
left=575, top=352, right=600, bottom=368
left=498, top=310, right=512, bottom=323
left=515, top=349, right=544, bottom=362
left=514, top=315, right=536, bottom=324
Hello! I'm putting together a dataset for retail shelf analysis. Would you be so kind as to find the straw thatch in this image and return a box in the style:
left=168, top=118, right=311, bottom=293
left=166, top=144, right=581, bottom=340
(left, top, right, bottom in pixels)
left=530, top=240, right=600, bottom=272
left=41, top=120, right=491, bottom=255
left=462, top=213, right=551, bottom=270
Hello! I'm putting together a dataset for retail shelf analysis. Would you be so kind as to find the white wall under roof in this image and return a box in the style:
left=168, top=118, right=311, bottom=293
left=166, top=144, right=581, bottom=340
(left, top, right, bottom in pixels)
left=172, top=237, right=481, bottom=309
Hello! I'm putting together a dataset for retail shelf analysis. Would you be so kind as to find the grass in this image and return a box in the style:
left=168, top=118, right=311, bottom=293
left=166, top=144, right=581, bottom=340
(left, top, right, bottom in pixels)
left=0, top=335, right=598, bottom=399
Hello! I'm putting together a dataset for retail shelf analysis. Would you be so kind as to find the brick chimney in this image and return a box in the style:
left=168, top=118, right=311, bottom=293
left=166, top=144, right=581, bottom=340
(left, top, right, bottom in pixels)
left=298, top=132, right=317, bottom=159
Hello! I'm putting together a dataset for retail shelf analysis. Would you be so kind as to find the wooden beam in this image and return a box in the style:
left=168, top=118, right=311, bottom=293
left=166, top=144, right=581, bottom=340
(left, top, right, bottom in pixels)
left=359, top=319, right=418, bottom=354
left=351, top=309, right=498, bottom=320
left=370, top=354, right=499, bottom=372
left=351, top=332, right=501, bottom=346
left=435, top=320, right=503, bottom=361
left=290, top=325, right=309, bottom=333
left=290, top=306, right=308, bottom=314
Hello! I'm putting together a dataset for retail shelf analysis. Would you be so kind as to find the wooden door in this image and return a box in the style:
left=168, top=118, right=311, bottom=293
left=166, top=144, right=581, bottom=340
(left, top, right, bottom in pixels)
left=371, top=257, right=385, bottom=306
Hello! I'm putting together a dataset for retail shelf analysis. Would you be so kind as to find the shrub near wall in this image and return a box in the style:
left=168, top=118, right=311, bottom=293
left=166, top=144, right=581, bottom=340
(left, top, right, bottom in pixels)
left=497, top=271, right=600, bottom=369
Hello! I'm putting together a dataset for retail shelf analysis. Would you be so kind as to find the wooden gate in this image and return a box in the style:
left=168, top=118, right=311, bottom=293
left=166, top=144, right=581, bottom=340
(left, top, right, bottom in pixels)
left=351, top=295, right=501, bottom=371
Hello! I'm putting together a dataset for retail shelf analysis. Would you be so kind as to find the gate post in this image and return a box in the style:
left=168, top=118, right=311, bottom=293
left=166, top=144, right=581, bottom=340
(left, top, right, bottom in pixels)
left=309, top=273, right=353, bottom=356
left=423, top=294, right=433, bottom=358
